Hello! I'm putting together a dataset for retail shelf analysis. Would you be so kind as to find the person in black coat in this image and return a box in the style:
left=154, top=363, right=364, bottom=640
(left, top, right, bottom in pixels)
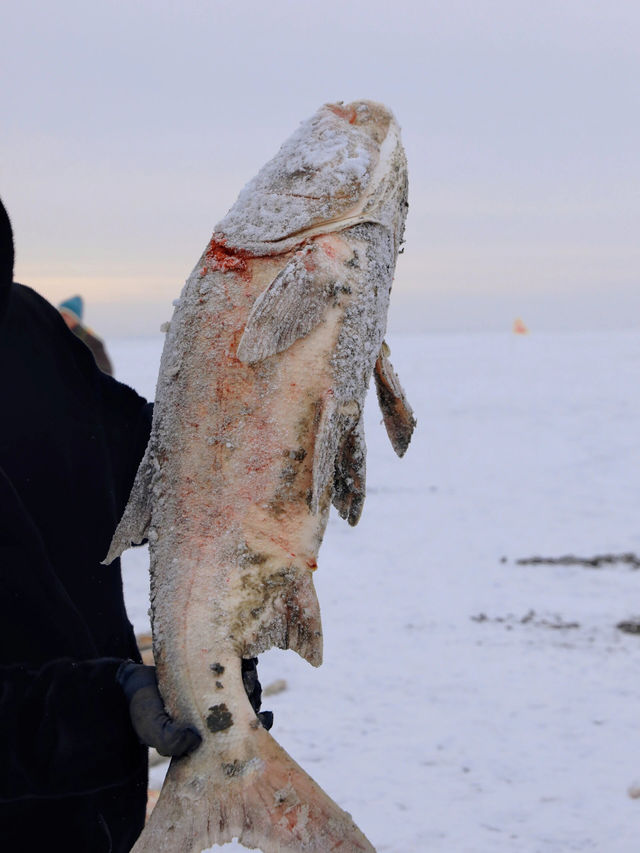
left=0, top=197, right=201, bottom=852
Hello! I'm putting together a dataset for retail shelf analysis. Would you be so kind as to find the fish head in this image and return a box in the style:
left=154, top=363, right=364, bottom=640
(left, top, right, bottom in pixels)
left=214, top=100, right=408, bottom=256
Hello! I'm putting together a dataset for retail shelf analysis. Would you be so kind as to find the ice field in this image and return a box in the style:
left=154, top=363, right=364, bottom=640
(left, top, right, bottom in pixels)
left=114, top=328, right=640, bottom=852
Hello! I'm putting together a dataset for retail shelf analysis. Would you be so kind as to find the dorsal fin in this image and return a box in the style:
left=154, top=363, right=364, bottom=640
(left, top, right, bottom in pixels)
left=103, top=443, right=154, bottom=564
left=373, top=342, right=416, bottom=457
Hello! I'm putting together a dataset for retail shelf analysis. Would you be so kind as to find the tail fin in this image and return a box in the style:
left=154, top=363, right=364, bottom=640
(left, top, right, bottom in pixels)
left=133, top=725, right=374, bottom=852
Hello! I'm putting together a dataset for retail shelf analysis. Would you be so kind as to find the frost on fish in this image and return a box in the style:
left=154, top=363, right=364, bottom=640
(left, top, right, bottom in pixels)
left=109, top=100, right=412, bottom=853
left=216, top=100, right=407, bottom=255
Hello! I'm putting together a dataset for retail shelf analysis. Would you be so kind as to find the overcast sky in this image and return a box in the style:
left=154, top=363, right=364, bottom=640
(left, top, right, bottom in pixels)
left=2, top=0, right=638, bottom=334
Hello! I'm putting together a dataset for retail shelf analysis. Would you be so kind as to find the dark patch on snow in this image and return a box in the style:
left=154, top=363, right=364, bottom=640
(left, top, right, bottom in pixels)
left=210, top=662, right=225, bottom=675
left=617, top=619, right=640, bottom=636
left=515, top=553, right=640, bottom=570
left=472, top=610, right=580, bottom=630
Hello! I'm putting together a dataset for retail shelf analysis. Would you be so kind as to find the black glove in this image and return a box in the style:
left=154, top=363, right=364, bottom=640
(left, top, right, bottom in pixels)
left=117, top=662, right=202, bottom=757
left=241, top=657, right=274, bottom=731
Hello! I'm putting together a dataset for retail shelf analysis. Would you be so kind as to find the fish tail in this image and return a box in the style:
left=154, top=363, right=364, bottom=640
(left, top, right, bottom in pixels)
left=133, top=727, right=375, bottom=852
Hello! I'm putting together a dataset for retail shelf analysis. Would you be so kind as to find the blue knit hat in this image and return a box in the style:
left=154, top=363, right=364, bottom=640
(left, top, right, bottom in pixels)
left=58, top=295, right=84, bottom=322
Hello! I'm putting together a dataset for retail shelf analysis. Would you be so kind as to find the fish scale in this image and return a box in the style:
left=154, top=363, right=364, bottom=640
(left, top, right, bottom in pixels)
left=106, top=100, right=415, bottom=852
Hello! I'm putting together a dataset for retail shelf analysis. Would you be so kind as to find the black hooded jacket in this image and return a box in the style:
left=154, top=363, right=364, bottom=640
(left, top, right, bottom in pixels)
left=0, top=198, right=151, bottom=851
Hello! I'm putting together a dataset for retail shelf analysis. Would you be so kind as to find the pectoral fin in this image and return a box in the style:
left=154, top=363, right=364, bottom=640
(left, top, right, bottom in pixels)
left=374, top=342, right=416, bottom=457
left=103, top=444, right=154, bottom=564
left=237, top=243, right=336, bottom=363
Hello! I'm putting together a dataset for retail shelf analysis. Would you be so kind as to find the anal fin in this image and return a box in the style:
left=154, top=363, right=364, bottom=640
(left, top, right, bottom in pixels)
left=237, top=562, right=323, bottom=667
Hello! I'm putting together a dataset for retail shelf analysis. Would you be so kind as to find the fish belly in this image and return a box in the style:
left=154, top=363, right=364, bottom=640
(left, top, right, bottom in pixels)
left=132, top=239, right=375, bottom=852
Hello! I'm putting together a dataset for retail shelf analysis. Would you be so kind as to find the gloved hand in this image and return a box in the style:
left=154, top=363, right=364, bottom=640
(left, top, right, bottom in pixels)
left=241, top=657, right=274, bottom=731
left=117, top=663, right=202, bottom=757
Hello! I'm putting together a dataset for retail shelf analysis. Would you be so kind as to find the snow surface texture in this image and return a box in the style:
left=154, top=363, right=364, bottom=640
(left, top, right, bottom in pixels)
left=114, top=330, right=640, bottom=853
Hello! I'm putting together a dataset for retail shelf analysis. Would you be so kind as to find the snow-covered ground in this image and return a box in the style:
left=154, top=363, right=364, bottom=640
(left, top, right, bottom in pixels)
left=112, top=329, right=640, bottom=853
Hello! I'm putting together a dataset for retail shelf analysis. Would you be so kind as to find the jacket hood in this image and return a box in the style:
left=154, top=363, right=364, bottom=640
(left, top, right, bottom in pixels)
left=0, top=197, right=15, bottom=320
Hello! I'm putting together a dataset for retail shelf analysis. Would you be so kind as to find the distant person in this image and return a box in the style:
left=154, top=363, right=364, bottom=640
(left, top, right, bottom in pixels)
left=58, top=294, right=114, bottom=375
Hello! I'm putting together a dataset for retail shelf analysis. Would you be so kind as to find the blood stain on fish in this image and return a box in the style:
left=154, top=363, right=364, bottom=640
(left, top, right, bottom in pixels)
left=205, top=237, right=251, bottom=277
left=326, top=103, right=357, bottom=124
